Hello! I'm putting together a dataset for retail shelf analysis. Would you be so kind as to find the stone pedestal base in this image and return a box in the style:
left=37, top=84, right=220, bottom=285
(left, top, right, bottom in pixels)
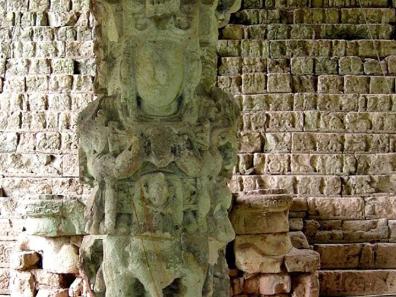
left=10, top=234, right=86, bottom=297
left=230, top=190, right=320, bottom=297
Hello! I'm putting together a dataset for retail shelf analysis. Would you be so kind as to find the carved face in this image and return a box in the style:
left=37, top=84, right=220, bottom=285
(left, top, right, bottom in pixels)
left=125, top=0, right=200, bottom=116
left=136, top=40, right=185, bottom=116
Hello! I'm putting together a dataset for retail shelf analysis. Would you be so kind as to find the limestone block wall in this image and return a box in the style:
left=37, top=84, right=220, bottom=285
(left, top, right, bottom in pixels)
left=218, top=1, right=396, bottom=296
left=0, top=0, right=95, bottom=295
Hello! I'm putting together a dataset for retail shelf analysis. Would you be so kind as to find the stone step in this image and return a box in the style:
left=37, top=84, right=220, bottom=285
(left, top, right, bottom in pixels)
left=315, top=243, right=396, bottom=270
left=319, top=269, right=396, bottom=297
left=325, top=295, right=396, bottom=297
left=240, top=0, right=392, bottom=9
left=221, top=23, right=394, bottom=40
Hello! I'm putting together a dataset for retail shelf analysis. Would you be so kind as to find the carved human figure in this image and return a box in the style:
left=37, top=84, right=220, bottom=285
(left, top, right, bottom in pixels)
left=78, top=0, right=240, bottom=296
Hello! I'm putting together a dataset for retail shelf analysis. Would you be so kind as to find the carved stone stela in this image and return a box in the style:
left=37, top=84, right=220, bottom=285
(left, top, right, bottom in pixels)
left=77, top=0, right=240, bottom=296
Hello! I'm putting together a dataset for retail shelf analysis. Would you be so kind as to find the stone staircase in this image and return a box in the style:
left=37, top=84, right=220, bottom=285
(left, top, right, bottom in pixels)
left=219, top=0, right=396, bottom=296
left=314, top=243, right=396, bottom=296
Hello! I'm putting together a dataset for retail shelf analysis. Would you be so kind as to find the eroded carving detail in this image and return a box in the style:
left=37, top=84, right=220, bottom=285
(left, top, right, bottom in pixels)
left=78, top=0, right=240, bottom=296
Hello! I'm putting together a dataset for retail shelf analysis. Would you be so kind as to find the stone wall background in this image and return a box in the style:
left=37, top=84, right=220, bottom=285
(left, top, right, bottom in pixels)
left=0, top=0, right=395, bottom=296
left=0, top=0, right=95, bottom=295
left=218, top=0, right=396, bottom=296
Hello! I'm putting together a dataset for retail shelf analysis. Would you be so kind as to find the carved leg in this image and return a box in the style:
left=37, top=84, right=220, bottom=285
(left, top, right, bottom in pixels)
left=179, top=253, right=207, bottom=297
left=202, top=266, right=214, bottom=297
left=102, top=236, right=142, bottom=297
left=104, top=182, right=116, bottom=233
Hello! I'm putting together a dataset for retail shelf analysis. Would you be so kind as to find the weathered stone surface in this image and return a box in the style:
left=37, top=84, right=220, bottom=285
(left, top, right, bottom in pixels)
left=315, top=244, right=362, bottom=269
left=1, top=1, right=396, bottom=297
left=10, top=251, right=40, bottom=271
left=17, top=235, right=79, bottom=274
left=290, top=231, right=310, bottom=249
left=0, top=241, right=13, bottom=268
left=244, top=273, right=291, bottom=295
left=231, top=209, right=289, bottom=234
left=316, top=243, right=396, bottom=270
left=235, top=233, right=292, bottom=273
left=68, top=277, right=84, bottom=297
left=292, top=273, right=320, bottom=297
left=307, top=197, right=364, bottom=219
left=17, top=198, right=85, bottom=237
left=320, top=270, right=396, bottom=296
left=390, top=220, right=396, bottom=242
left=36, top=288, right=68, bottom=297
left=365, top=195, right=396, bottom=219
left=233, top=191, right=293, bottom=212
left=284, top=248, right=320, bottom=273
left=76, top=0, right=241, bottom=295
left=9, top=271, right=35, bottom=297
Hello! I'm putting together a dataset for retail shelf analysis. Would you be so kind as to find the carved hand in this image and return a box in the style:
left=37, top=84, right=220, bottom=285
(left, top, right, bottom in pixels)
left=114, top=136, right=142, bottom=178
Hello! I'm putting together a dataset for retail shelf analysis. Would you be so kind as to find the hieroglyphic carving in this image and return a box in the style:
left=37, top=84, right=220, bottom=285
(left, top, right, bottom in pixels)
left=77, top=0, right=240, bottom=296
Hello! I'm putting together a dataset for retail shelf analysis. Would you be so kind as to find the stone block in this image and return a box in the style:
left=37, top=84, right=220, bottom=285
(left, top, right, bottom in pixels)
left=284, top=248, right=320, bottom=273
left=375, top=243, right=396, bottom=268
left=241, top=40, right=262, bottom=57
left=68, top=277, right=84, bottom=297
left=219, top=57, right=241, bottom=76
left=10, top=251, right=40, bottom=270
left=369, top=76, right=394, bottom=94
left=290, top=231, right=310, bottom=249
left=289, top=218, right=304, bottom=231
left=314, top=57, right=338, bottom=75
left=231, top=209, right=289, bottom=234
left=267, top=73, right=292, bottom=93
left=17, top=199, right=85, bottom=237
left=344, top=75, right=369, bottom=94
left=307, top=197, right=364, bottom=219
left=318, top=75, right=343, bottom=93
left=314, top=244, right=362, bottom=269
left=221, top=24, right=244, bottom=40
left=319, top=270, right=396, bottom=296
left=235, top=234, right=292, bottom=273
left=339, top=56, right=363, bottom=75
left=365, top=196, right=396, bottom=219
left=217, top=40, right=241, bottom=57
left=264, top=133, right=292, bottom=153
left=239, top=131, right=262, bottom=153
left=267, top=58, right=289, bottom=73
left=292, top=273, right=319, bottom=297
left=242, top=57, right=266, bottom=73
left=386, top=55, right=396, bottom=74
left=390, top=220, right=396, bottom=241
left=233, top=191, right=293, bottom=212
left=343, top=219, right=389, bottom=242
left=9, top=271, right=35, bottom=297
left=0, top=268, right=9, bottom=295
left=0, top=133, right=18, bottom=153
left=259, top=274, right=291, bottom=295
left=245, top=273, right=291, bottom=295
left=235, top=233, right=292, bottom=259
left=17, top=235, right=79, bottom=274
left=267, top=112, right=303, bottom=131
left=36, top=288, right=68, bottom=297
left=364, top=58, right=387, bottom=75
left=242, top=73, right=266, bottom=94
left=31, top=269, right=69, bottom=288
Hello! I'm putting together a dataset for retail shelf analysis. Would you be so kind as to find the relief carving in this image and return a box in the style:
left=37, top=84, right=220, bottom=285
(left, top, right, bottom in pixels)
left=77, top=0, right=240, bottom=296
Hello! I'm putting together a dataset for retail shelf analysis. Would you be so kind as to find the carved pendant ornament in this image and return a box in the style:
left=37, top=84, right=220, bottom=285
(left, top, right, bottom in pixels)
left=77, top=0, right=240, bottom=295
